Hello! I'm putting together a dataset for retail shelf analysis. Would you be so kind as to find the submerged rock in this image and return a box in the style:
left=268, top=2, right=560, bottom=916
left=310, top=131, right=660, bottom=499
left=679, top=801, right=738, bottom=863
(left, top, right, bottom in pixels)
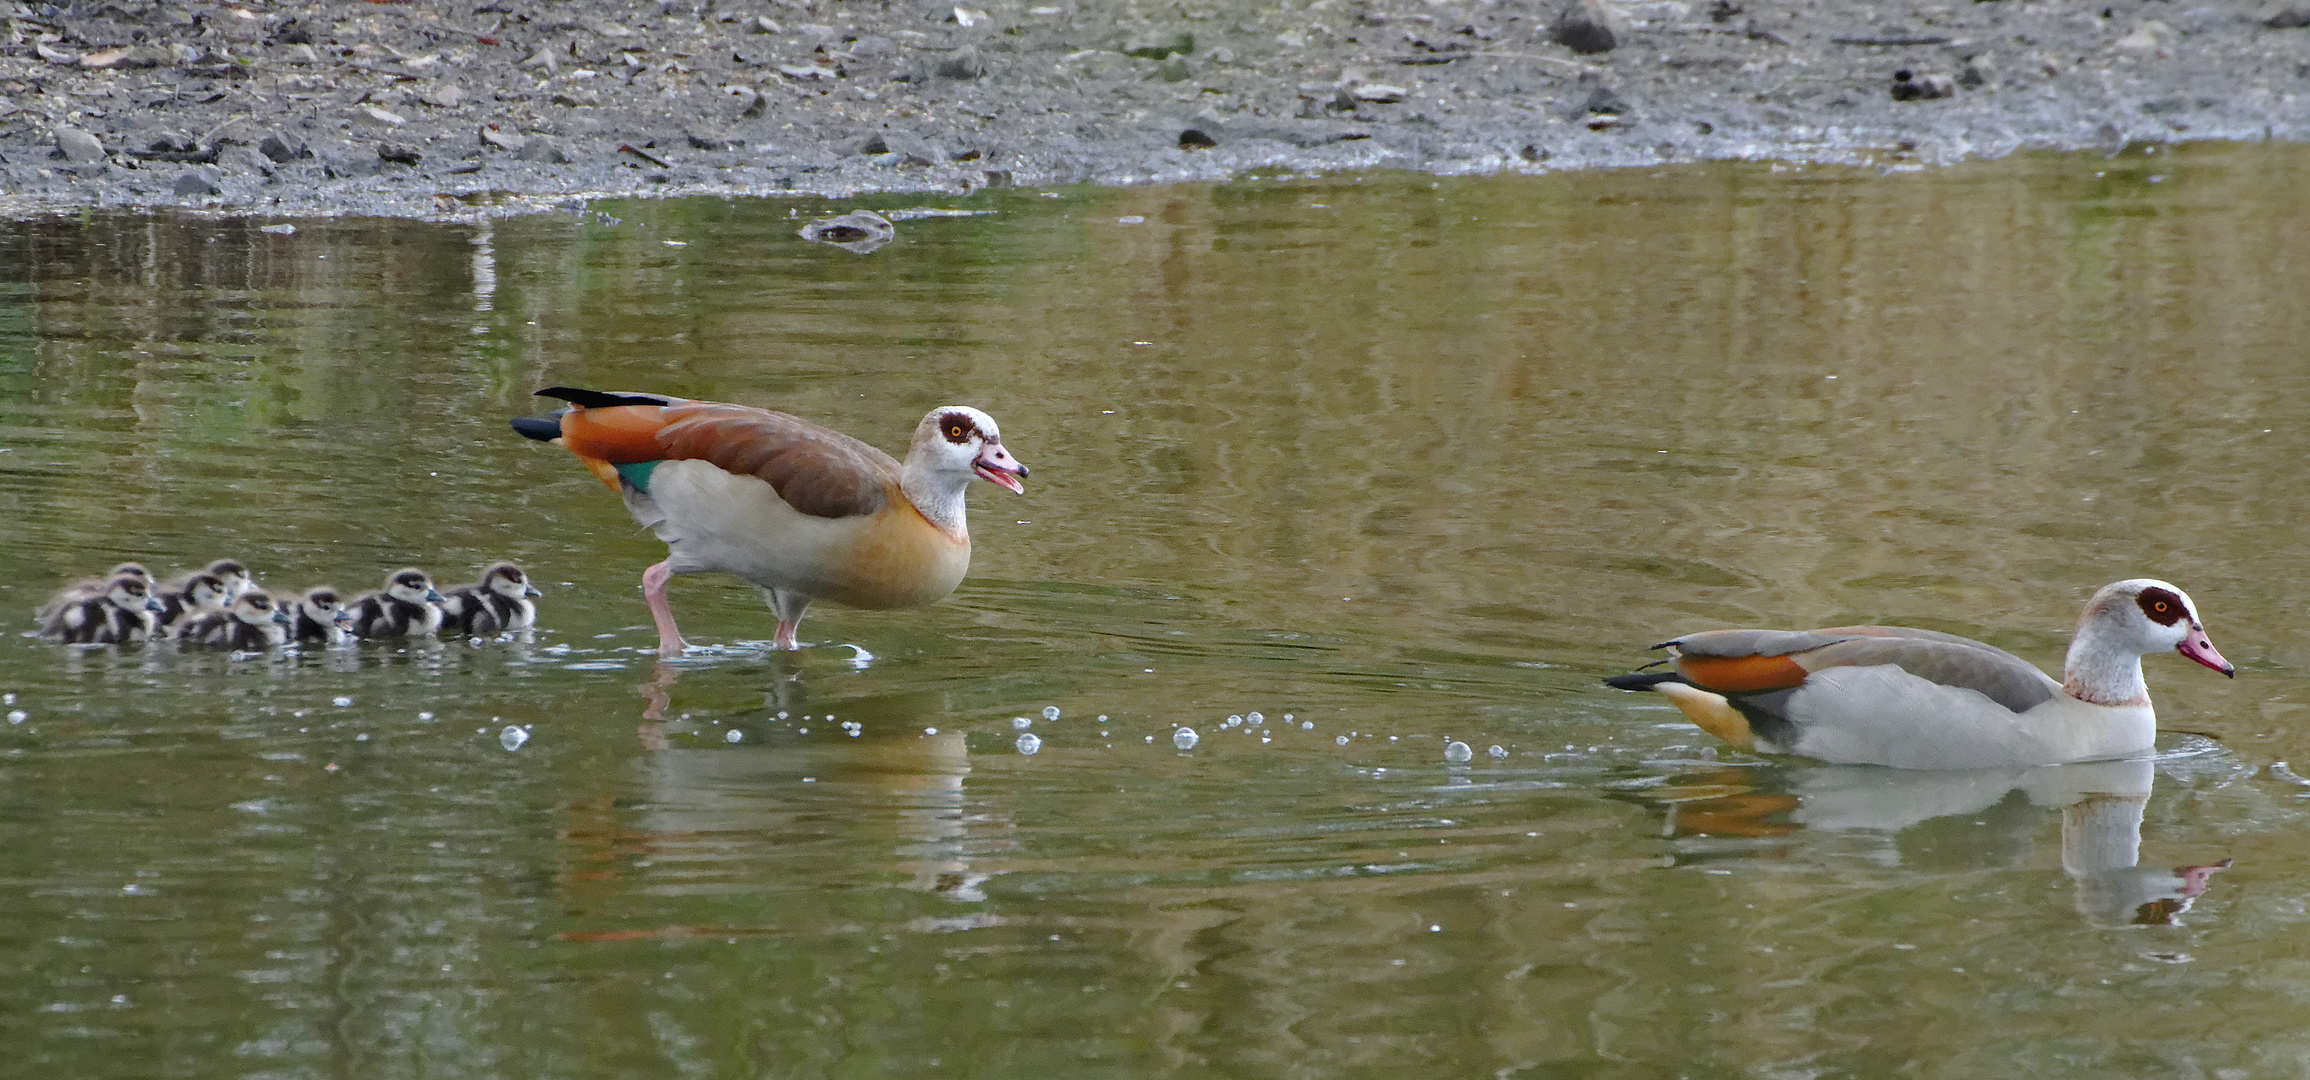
left=799, top=209, right=896, bottom=254
left=1551, top=0, right=1625, bottom=55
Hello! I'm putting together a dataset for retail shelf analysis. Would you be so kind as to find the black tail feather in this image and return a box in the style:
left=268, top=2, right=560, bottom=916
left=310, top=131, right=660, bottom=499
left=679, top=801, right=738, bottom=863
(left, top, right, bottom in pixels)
left=509, top=414, right=565, bottom=442
left=1603, top=672, right=1690, bottom=692
left=535, top=386, right=682, bottom=409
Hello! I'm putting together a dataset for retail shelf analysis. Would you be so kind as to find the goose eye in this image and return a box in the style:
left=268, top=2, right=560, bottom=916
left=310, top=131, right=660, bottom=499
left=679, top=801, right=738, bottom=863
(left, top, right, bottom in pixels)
left=947, top=423, right=967, bottom=440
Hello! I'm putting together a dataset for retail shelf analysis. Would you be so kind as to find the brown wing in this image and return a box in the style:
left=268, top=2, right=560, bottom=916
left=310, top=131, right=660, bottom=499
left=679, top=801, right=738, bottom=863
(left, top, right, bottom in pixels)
left=654, top=403, right=899, bottom=520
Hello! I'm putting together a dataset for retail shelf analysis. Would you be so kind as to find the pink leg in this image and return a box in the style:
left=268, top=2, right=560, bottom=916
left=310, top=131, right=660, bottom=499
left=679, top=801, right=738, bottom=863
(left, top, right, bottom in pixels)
left=773, top=618, right=800, bottom=652
left=641, top=561, right=689, bottom=657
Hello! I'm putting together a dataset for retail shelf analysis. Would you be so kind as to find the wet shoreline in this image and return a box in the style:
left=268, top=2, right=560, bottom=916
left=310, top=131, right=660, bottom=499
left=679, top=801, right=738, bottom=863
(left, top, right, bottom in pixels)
left=1, top=0, right=2306, bottom=220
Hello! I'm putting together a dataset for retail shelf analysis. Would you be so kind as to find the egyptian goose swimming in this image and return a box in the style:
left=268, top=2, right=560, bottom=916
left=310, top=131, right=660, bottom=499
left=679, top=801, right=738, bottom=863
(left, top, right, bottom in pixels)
left=155, top=572, right=231, bottom=639
left=1604, top=579, right=2235, bottom=769
left=35, top=562, right=152, bottom=624
left=39, top=574, right=163, bottom=644
left=182, top=591, right=293, bottom=650
left=289, top=586, right=352, bottom=645
left=438, top=563, right=542, bottom=636
left=342, top=568, right=446, bottom=638
left=510, top=387, right=1029, bottom=654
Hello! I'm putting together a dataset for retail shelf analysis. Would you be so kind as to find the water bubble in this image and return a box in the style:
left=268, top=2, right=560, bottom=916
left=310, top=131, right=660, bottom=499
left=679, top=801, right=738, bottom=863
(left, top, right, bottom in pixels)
left=355, top=733, right=369, bottom=742
left=1336, top=735, right=1349, bottom=745
left=1444, top=741, right=1473, bottom=763
left=1224, top=715, right=1242, bottom=728
left=725, top=729, right=744, bottom=744
left=925, top=727, right=939, bottom=735
left=1247, top=712, right=1263, bottom=727
left=417, top=712, right=435, bottom=722
left=499, top=726, right=529, bottom=752
left=2, top=692, right=13, bottom=705
left=6, top=710, right=25, bottom=725
left=1097, top=714, right=1109, bottom=723
left=1488, top=745, right=1508, bottom=759
left=1282, top=713, right=1292, bottom=722
left=1301, top=721, right=1313, bottom=730
left=1699, top=746, right=1718, bottom=761
left=1173, top=727, right=1200, bottom=750
left=777, top=711, right=789, bottom=720
left=1013, top=717, right=1033, bottom=730
left=1042, top=706, right=1060, bottom=721
left=333, top=696, right=354, bottom=708
left=1016, top=733, right=1042, bottom=755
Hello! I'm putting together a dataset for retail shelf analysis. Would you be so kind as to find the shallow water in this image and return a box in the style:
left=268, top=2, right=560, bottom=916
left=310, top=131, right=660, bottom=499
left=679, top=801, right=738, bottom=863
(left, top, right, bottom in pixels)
left=4, top=143, right=2310, bottom=1077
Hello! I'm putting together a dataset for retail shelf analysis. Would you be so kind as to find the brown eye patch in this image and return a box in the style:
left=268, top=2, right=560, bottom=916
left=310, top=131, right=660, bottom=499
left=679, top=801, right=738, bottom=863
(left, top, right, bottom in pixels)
left=2136, top=587, right=2185, bottom=626
left=939, top=413, right=978, bottom=444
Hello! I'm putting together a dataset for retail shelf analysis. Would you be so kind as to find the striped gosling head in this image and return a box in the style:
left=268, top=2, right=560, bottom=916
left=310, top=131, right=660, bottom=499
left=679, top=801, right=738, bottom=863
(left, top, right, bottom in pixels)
left=384, top=568, right=444, bottom=605
left=481, top=563, right=541, bottom=600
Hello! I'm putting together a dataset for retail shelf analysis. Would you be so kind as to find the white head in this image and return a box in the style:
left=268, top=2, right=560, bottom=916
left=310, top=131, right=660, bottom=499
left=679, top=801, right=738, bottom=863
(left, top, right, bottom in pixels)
left=908, top=407, right=1029, bottom=495
left=483, top=563, right=541, bottom=600
left=2065, top=579, right=2232, bottom=703
left=384, top=568, right=445, bottom=606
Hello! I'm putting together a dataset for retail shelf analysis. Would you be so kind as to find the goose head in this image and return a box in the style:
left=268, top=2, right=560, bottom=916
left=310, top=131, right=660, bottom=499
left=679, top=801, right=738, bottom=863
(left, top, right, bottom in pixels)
left=301, top=587, right=343, bottom=622
left=228, top=591, right=287, bottom=627
left=180, top=573, right=230, bottom=612
left=384, top=568, right=445, bottom=605
left=907, top=407, right=1029, bottom=496
left=482, top=563, right=541, bottom=600
left=105, top=575, right=159, bottom=612
left=202, top=559, right=253, bottom=600
left=2065, top=579, right=2233, bottom=704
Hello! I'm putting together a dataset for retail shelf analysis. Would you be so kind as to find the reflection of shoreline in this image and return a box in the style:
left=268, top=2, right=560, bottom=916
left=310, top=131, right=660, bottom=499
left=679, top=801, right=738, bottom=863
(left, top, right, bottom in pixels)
left=1633, top=758, right=2231, bottom=926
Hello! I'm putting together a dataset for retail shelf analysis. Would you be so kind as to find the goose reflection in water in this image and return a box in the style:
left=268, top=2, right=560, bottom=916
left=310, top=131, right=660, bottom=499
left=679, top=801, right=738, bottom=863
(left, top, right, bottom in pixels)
left=1631, top=756, right=2231, bottom=926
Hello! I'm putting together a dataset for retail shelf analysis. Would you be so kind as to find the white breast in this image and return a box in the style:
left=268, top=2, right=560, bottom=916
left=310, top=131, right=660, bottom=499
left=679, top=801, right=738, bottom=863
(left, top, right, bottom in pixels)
left=1784, top=665, right=2157, bottom=769
left=629, top=459, right=895, bottom=596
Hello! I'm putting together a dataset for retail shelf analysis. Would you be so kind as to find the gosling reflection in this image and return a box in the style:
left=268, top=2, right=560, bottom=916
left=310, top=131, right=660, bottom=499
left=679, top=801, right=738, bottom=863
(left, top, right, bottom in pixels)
left=1638, top=758, right=2231, bottom=925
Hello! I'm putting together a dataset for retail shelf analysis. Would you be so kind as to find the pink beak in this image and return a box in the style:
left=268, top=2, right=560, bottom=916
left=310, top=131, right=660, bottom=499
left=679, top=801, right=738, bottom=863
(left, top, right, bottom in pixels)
left=2176, top=624, right=2234, bottom=677
left=974, top=443, right=1029, bottom=494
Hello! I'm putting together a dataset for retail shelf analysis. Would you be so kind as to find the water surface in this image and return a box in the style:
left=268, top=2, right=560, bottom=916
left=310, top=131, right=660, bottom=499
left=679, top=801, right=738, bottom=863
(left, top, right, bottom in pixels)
left=4, top=143, right=2310, bottom=1077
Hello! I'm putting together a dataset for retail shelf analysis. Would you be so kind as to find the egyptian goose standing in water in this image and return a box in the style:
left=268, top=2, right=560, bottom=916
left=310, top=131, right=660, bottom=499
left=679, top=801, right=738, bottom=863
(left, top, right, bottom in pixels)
left=1604, top=579, right=2235, bottom=769
left=511, top=386, right=1029, bottom=654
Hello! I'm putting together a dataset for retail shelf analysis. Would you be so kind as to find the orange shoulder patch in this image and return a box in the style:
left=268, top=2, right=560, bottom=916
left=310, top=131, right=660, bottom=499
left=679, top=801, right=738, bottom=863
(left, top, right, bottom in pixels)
left=559, top=405, right=670, bottom=465
left=1674, top=653, right=1809, bottom=693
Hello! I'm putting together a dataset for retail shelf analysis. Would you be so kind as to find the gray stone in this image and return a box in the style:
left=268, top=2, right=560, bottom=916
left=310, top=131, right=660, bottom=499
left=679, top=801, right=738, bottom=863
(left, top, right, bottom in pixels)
left=2264, top=2, right=2310, bottom=27
left=173, top=168, right=222, bottom=196
left=322, top=149, right=383, bottom=178
left=513, top=138, right=574, bottom=164
left=1154, top=54, right=1190, bottom=81
left=480, top=126, right=528, bottom=153
left=55, top=127, right=106, bottom=164
left=1890, top=69, right=1955, bottom=101
left=936, top=46, right=987, bottom=79
left=1551, top=0, right=1624, bottom=54
left=1122, top=31, right=1193, bottom=59
left=216, top=144, right=273, bottom=175
left=258, top=132, right=311, bottom=163
left=685, top=127, right=733, bottom=151
left=416, top=83, right=465, bottom=108
left=378, top=143, right=423, bottom=166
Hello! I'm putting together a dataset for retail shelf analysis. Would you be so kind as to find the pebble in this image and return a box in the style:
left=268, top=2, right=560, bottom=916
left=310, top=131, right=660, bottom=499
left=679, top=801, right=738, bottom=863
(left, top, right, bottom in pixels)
left=54, top=127, right=106, bottom=164
left=1890, top=69, right=1956, bottom=101
left=1550, top=0, right=1624, bottom=54
left=480, top=126, right=527, bottom=154
left=173, top=169, right=221, bottom=197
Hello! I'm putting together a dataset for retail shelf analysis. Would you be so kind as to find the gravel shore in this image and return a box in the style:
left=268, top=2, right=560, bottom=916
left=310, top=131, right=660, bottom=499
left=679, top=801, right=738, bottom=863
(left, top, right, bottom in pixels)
left=1, top=0, right=2306, bottom=220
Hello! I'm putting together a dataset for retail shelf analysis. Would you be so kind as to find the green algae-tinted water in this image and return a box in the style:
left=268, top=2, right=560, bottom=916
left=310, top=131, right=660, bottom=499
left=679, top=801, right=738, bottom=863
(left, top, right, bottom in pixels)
left=4, top=143, right=2310, bottom=1077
